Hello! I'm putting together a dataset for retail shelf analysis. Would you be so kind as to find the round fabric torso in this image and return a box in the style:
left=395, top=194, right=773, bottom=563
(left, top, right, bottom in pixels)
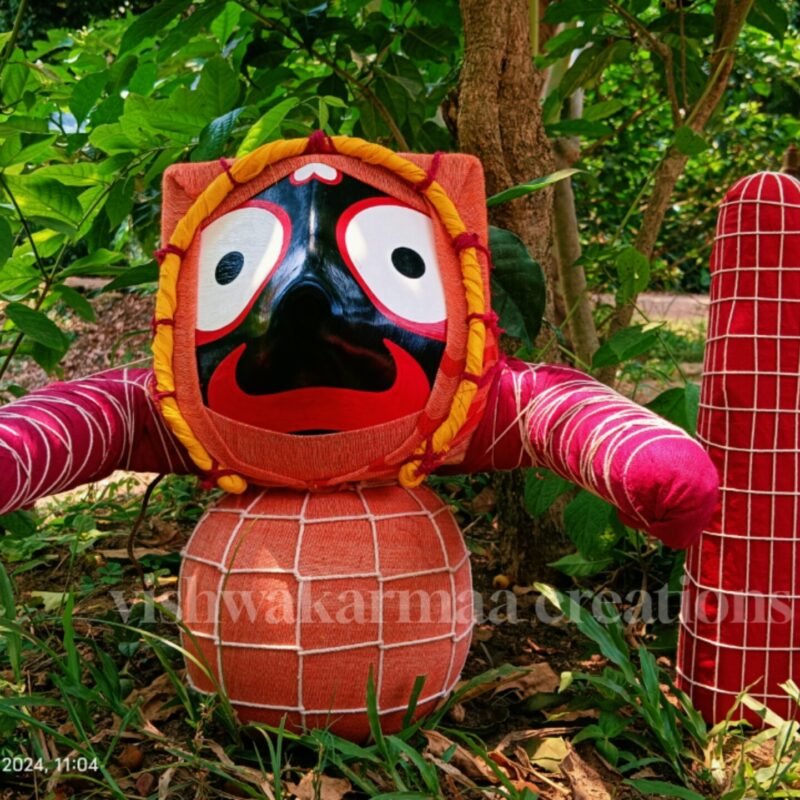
left=179, top=482, right=473, bottom=740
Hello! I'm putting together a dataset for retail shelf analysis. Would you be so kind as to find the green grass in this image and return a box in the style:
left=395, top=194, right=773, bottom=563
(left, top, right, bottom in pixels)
left=0, top=475, right=798, bottom=799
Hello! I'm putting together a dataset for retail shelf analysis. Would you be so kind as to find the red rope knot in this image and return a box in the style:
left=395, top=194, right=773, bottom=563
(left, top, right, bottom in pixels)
left=452, top=231, right=493, bottom=267
left=219, top=157, right=243, bottom=186
left=154, top=244, right=186, bottom=265
left=304, top=130, right=337, bottom=155
left=151, top=316, right=175, bottom=335
left=416, top=436, right=441, bottom=476
left=414, top=151, right=443, bottom=193
left=467, top=310, right=504, bottom=337
left=461, top=370, right=483, bottom=385
left=199, top=463, right=238, bottom=490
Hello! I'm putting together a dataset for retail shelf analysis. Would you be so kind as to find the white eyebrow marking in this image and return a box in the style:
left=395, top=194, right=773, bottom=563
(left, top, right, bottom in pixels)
left=291, top=162, right=340, bottom=184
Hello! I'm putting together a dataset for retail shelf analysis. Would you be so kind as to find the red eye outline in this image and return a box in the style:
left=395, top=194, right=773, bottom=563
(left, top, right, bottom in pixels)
left=336, top=197, right=447, bottom=341
left=195, top=200, right=291, bottom=347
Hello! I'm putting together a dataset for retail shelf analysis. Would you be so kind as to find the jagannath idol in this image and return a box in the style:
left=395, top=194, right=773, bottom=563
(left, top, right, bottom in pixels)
left=0, top=133, right=718, bottom=740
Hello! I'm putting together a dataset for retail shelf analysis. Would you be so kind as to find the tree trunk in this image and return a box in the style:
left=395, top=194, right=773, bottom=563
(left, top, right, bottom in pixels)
left=458, top=0, right=567, bottom=583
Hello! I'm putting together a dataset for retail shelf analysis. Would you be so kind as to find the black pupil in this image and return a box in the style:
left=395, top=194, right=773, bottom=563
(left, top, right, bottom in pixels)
left=215, top=251, right=245, bottom=285
left=391, top=247, right=425, bottom=279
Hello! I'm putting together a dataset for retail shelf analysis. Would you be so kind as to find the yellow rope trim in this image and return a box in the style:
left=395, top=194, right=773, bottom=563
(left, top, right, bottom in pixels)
left=151, top=135, right=490, bottom=492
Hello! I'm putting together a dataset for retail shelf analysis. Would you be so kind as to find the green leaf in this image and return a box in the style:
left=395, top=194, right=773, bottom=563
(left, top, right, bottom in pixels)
left=89, top=123, right=139, bottom=154
left=0, top=116, right=49, bottom=134
left=549, top=552, right=613, bottom=577
left=489, top=225, right=545, bottom=345
left=237, top=98, right=300, bottom=155
left=0, top=217, right=13, bottom=268
left=60, top=249, right=126, bottom=278
left=535, top=583, right=633, bottom=676
left=546, top=119, right=611, bottom=139
left=69, top=71, right=108, bottom=124
left=0, top=135, right=57, bottom=168
left=616, top=246, right=650, bottom=303
left=563, top=490, right=617, bottom=558
left=0, top=561, right=21, bottom=681
left=591, top=325, right=661, bottom=369
left=544, top=0, right=606, bottom=23
left=210, top=2, right=242, bottom=42
left=0, top=259, right=39, bottom=296
left=556, top=41, right=623, bottom=101
left=747, top=0, right=789, bottom=40
left=1, top=62, right=29, bottom=107
left=623, top=779, right=705, bottom=800
left=119, top=0, right=192, bottom=54
left=674, top=126, right=707, bottom=157
left=54, top=285, right=96, bottom=323
left=646, top=384, right=700, bottom=436
left=487, top=169, right=579, bottom=207
left=2, top=176, right=83, bottom=233
left=0, top=511, right=36, bottom=536
left=196, top=57, right=241, bottom=118
left=5, top=303, right=69, bottom=351
left=101, top=263, right=158, bottom=292
left=583, top=99, right=625, bottom=121
left=544, top=25, right=595, bottom=58
left=123, top=95, right=207, bottom=141
left=524, top=468, right=573, bottom=517
left=105, top=178, right=135, bottom=229
left=193, top=107, right=244, bottom=161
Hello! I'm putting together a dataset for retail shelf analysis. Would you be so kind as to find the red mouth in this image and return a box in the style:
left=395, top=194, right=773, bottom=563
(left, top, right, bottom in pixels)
left=207, top=339, right=431, bottom=433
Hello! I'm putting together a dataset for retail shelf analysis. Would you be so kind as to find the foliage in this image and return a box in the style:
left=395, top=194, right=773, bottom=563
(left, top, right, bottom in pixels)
left=537, top=582, right=800, bottom=798
left=0, top=0, right=462, bottom=394
left=0, top=0, right=794, bottom=391
left=540, top=5, right=800, bottom=292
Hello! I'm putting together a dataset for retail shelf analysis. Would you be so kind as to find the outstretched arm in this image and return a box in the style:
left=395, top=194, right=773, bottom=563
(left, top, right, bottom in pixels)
left=0, top=368, right=192, bottom=515
left=454, top=358, right=718, bottom=549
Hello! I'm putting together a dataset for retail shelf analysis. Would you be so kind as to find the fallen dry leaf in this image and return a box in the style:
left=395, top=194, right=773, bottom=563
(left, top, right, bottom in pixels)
left=448, top=667, right=533, bottom=704
left=117, top=744, right=144, bottom=772
left=469, top=486, right=496, bottom=514
left=448, top=702, right=466, bottom=723
left=97, top=548, right=171, bottom=560
left=493, top=662, right=560, bottom=699
left=560, top=744, right=612, bottom=800
left=287, top=772, right=351, bottom=800
left=423, top=729, right=501, bottom=783
left=158, top=766, right=177, bottom=800
left=492, top=574, right=511, bottom=589
left=529, top=737, right=569, bottom=772
left=136, top=773, right=156, bottom=795
left=125, top=671, right=181, bottom=725
left=473, top=626, right=495, bottom=642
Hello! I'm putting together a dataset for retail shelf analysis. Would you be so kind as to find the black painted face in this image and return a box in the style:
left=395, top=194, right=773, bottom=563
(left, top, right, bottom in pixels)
left=194, top=164, right=448, bottom=434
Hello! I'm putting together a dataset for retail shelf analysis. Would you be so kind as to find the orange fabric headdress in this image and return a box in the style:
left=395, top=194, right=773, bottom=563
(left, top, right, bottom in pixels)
left=152, top=134, right=498, bottom=492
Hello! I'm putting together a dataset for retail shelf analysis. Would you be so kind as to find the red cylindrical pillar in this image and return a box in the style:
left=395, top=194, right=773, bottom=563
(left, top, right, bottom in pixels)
left=678, top=171, right=800, bottom=722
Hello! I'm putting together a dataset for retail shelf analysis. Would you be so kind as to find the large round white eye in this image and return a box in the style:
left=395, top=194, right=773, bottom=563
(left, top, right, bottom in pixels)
left=338, top=199, right=446, bottom=332
left=196, top=203, right=289, bottom=334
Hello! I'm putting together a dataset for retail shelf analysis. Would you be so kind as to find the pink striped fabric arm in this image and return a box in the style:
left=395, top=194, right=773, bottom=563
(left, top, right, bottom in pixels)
left=454, top=358, right=718, bottom=549
left=0, top=368, right=192, bottom=515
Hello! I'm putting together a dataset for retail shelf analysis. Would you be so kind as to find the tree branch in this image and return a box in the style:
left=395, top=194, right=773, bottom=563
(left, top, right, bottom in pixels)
left=607, top=0, right=682, bottom=125
left=597, top=0, right=756, bottom=385
left=0, top=173, right=46, bottom=280
left=237, top=1, right=409, bottom=149
left=0, top=0, right=28, bottom=85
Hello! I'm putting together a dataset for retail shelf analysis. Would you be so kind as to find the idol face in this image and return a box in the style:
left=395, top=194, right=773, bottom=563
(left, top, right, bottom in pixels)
left=194, top=163, right=448, bottom=435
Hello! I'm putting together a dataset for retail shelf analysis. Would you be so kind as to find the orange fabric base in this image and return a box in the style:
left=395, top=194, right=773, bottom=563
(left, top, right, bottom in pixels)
left=179, top=483, right=473, bottom=740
